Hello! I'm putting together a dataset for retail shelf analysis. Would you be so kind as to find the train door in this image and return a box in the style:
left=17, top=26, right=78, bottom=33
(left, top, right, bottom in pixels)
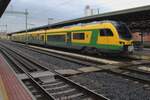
left=67, top=32, right=72, bottom=46
left=103, top=29, right=114, bottom=45
left=97, top=29, right=108, bottom=46
left=97, top=28, right=114, bottom=50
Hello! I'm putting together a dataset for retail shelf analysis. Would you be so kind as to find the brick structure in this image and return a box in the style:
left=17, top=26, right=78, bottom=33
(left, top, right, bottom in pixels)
left=132, top=32, right=150, bottom=42
left=132, top=32, right=150, bottom=47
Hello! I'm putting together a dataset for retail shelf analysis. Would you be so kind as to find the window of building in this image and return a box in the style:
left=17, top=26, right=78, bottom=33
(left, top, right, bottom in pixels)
left=73, top=33, right=85, bottom=40
left=99, top=29, right=113, bottom=36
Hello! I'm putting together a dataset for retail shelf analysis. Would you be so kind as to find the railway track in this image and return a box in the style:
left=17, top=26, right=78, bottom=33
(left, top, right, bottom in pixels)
left=18, top=44, right=97, bottom=66
left=107, top=66, right=150, bottom=84
left=0, top=43, right=109, bottom=100
left=1, top=41, right=150, bottom=85
left=1, top=41, right=123, bottom=64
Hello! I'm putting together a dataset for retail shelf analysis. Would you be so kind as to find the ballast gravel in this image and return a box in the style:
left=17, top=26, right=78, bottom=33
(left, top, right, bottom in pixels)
left=69, top=72, right=150, bottom=100
left=4, top=42, right=91, bottom=70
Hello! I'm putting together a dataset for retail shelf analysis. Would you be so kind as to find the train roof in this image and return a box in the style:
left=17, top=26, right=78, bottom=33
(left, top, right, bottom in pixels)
left=11, top=20, right=119, bottom=36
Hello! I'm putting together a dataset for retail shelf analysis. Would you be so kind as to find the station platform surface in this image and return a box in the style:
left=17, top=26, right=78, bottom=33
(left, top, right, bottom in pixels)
left=0, top=53, right=32, bottom=100
left=133, top=48, right=150, bottom=60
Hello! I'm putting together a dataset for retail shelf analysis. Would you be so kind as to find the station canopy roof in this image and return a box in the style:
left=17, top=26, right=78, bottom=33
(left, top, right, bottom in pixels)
left=10, top=5, right=150, bottom=35
left=0, top=0, right=10, bottom=17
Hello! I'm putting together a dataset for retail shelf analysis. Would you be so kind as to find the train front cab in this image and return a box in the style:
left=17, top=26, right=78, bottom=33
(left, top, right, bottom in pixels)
left=115, top=22, right=134, bottom=54
left=96, top=22, right=134, bottom=54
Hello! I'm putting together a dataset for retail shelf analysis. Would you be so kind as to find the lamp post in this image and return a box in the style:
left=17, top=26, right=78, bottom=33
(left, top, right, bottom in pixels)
left=25, top=9, right=28, bottom=45
left=0, top=24, right=7, bottom=35
left=5, top=9, right=29, bottom=44
left=139, top=32, right=144, bottom=50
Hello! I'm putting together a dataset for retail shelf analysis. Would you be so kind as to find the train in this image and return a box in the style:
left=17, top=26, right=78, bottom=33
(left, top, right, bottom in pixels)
left=10, top=21, right=134, bottom=55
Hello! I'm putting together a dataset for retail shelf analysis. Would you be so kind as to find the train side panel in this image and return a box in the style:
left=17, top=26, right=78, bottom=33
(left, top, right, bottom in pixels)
left=11, top=21, right=134, bottom=54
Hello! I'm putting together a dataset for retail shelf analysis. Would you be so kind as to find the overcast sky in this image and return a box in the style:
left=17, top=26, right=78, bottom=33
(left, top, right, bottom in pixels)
left=0, top=0, right=150, bottom=33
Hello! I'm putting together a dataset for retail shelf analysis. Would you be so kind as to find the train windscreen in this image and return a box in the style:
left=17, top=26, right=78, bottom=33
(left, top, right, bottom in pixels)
left=116, top=22, right=132, bottom=40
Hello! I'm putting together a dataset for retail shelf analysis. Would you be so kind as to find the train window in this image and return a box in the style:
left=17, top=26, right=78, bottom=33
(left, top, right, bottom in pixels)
left=47, top=34, right=65, bottom=42
left=116, top=22, right=132, bottom=40
left=99, top=29, right=113, bottom=36
left=73, top=33, right=85, bottom=40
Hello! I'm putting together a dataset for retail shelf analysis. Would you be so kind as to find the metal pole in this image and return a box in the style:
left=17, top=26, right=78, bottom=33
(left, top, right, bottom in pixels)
left=91, top=9, right=93, bottom=15
left=6, top=24, right=7, bottom=33
left=5, top=25, right=7, bottom=39
left=97, top=8, right=100, bottom=14
left=140, top=32, right=144, bottom=50
left=25, top=9, right=28, bottom=45
left=141, top=32, right=144, bottom=44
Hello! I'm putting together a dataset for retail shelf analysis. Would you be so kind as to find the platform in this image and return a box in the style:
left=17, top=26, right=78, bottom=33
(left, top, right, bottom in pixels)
left=55, top=67, right=102, bottom=75
left=131, top=48, right=150, bottom=60
left=55, top=69, right=81, bottom=76
left=78, top=67, right=102, bottom=72
left=0, top=53, right=33, bottom=100
left=29, top=45, right=120, bottom=64
left=0, top=76, right=8, bottom=100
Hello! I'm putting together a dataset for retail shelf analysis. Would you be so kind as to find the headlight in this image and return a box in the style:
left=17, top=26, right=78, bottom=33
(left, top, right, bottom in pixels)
left=119, top=41, right=125, bottom=45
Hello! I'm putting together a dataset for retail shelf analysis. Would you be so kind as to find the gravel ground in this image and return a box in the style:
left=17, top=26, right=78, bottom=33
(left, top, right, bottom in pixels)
left=1, top=41, right=92, bottom=70
left=69, top=72, right=150, bottom=100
